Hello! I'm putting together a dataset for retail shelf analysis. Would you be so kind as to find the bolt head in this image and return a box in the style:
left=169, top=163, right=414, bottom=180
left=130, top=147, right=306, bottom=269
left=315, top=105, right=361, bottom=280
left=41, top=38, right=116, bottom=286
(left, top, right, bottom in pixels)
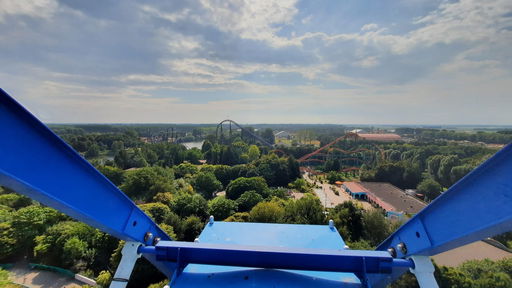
left=397, top=242, right=407, bottom=255
left=144, top=232, right=153, bottom=243
left=387, top=247, right=397, bottom=258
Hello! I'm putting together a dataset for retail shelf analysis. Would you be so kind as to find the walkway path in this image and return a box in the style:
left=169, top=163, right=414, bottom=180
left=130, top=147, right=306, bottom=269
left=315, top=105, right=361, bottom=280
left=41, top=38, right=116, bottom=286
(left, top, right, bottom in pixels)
left=9, top=262, right=82, bottom=288
left=303, top=173, right=372, bottom=210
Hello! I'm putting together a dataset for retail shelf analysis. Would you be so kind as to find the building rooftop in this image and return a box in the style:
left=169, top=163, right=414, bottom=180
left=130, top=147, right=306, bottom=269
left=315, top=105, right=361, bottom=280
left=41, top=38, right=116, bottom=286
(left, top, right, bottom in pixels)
left=342, top=182, right=369, bottom=193
left=357, top=133, right=402, bottom=142
left=359, top=182, right=426, bottom=214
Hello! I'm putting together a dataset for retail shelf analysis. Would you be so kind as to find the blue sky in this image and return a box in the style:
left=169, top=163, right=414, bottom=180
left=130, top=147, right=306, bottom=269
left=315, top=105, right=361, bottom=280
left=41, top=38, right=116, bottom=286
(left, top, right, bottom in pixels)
left=1, top=0, right=511, bottom=124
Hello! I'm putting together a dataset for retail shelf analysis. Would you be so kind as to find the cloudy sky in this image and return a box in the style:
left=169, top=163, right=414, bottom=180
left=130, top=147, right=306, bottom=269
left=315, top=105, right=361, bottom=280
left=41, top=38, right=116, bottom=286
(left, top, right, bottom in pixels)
left=1, top=0, right=511, bottom=124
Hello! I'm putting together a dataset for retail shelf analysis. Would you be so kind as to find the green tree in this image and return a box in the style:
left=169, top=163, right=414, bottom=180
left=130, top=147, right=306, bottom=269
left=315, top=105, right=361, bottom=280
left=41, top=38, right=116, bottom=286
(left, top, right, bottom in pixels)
left=236, top=191, right=263, bottom=212
left=213, top=165, right=233, bottom=187
left=438, top=155, right=460, bottom=187
left=63, top=237, right=89, bottom=263
left=193, top=172, right=222, bottom=200
left=0, top=222, right=16, bottom=260
left=0, top=193, right=32, bottom=209
left=327, top=171, right=344, bottom=184
left=114, top=150, right=130, bottom=169
left=374, top=162, right=406, bottom=188
left=12, top=205, right=65, bottom=254
left=287, top=156, right=301, bottom=181
left=174, top=163, right=199, bottom=178
left=249, top=202, right=284, bottom=223
left=96, top=270, right=112, bottom=287
left=139, top=203, right=171, bottom=224
left=182, top=216, right=204, bottom=241
left=330, top=201, right=364, bottom=242
left=121, top=167, right=174, bottom=201
left=132, top=149, right=149, bottom=167
left=208, top=197, right=238, bottom=220
left=225, top=212, right=250, bottom=222
left=362, top=209, right=390, bottom=246
left=427, top=155, right=444, bottom=182
left=0, top=268, right=10, bottom=286
left=247, top=145, right=261, bottom=162
left=185, top=148, right=203, bottom=165
left=201, top=140, right=213, bottom=153
left=171, top=194, right=208, bottom=219
left=450, top=165, right=473, bottom=185
left=288, top=178, right=312, bottom=193
left=111, top=141, right=124, bottom=156
left=153, top=192, right=174, bottom=206
left=33, top=221, right=98, bottom=268
left=85, top=144, right=100, bottom=158
left=254, top=154, right=291, bottom=187
left=97, top=165, right=125, bottom=186
left=283, top=194, right=325, bottom=224
left=226, top=177, right=269, bottom=200
left=417, top=178, right=442, bottom=201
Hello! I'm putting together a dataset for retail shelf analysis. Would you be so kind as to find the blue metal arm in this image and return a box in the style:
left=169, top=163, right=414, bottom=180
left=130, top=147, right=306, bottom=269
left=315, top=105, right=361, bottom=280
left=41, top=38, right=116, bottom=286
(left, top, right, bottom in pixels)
left=370, top=142, right=512, bottom=287
left=377, top=142, right=512, bottom=257
left=138, top=241, right=413, bottom=274
left=0, top=89, right=175, bottom=276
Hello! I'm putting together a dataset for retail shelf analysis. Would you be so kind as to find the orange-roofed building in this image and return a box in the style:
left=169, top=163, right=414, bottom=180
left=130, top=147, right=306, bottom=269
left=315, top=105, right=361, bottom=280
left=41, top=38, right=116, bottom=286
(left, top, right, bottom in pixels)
left=357, top=133, right=402, bottom=142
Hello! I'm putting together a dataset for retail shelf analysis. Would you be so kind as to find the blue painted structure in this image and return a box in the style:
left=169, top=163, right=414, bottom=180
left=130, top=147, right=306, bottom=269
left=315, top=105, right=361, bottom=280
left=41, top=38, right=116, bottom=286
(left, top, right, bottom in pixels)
left=1, top=88, right=511, bottom=288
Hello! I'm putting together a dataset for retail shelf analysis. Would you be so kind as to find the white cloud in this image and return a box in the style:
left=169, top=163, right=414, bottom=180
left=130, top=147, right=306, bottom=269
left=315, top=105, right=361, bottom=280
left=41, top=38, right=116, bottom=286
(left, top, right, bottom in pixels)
left=1, top=0, right=512, bottom=124
left=361, top=23, right=379, bottom=31
left=354, top=56, right=379, bottom=68
left=141, top=0, right=300, bottom=47
left=0, top=0, right=58, bottom=21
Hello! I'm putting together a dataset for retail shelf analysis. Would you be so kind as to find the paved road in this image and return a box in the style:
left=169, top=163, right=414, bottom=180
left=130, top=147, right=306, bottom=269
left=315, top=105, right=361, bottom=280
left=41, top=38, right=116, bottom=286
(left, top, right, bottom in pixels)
left=303, top=173, right=372, bottom=210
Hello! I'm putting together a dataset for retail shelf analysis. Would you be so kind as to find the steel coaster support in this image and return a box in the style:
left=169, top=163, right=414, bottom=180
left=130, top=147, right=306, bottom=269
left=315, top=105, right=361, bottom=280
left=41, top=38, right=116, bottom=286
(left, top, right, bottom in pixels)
left=408, top=256, right=438, bottom=288
left=110, top=241, right=142, bottom=288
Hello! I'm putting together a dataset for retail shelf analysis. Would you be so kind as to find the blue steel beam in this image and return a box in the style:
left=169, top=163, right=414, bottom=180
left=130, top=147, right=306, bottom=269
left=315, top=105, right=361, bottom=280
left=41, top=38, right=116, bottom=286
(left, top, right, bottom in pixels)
left=139, top=241, right=413, bottom=274
left=370, top=143, right=512, bottom=287
left=0, top=89, right=175, bottom=276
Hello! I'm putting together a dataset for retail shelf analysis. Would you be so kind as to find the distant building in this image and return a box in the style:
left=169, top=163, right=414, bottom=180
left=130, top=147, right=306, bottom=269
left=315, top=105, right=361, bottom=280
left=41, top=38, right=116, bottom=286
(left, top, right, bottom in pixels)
left=342, top=182, right=369, bottom=199
left=342, top=181, right=426, bottom=218
left=357, top=133, right=402, bottom=142
left=275, top=131, right=293, bottom=139
left=361, top=182, right=426, bottom=217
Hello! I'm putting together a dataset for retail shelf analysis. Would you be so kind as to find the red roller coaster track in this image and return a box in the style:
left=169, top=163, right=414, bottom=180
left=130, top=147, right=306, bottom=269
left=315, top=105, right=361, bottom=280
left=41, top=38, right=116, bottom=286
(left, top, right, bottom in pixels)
left=298, top=132, right=384, bottom=162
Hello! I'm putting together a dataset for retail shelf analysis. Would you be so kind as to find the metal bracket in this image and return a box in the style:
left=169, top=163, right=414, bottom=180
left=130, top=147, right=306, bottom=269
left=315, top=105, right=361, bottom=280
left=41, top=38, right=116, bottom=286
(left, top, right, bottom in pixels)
left=110, top=241, right=142, bottom=288
left=409, top=255, right=438, bottom=288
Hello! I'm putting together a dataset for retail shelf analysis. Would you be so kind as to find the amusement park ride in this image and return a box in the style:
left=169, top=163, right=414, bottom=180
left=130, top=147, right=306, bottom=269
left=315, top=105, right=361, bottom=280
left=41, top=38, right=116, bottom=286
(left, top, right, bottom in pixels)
left=1, top=88, right=511, bottom=288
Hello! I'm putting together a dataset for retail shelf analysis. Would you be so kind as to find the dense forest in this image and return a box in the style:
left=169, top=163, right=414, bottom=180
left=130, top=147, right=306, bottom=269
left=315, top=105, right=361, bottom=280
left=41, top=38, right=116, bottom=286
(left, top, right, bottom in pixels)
left=0, top=124, right=511, bottom=287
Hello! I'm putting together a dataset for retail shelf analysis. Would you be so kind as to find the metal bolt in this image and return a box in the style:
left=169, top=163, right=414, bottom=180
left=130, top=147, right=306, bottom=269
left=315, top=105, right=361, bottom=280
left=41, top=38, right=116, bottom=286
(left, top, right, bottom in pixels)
left=328, top=219, right=334, bottom=229
left=397, top=242, right=407, bottom=255
left=209, top=215, right=214, bottom=225
left=153, top=237, right=161, bottom=245
left=144, top=232, right=153, bottom=243
left=194, top=238, right=200, bottom=243
left=387, top=247, right=397, bottom=258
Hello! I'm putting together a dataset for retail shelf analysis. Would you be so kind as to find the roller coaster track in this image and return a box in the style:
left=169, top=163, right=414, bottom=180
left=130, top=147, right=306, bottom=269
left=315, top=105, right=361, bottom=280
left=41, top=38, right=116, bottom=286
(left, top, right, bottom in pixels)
left=298, top=133, right=385, bottom=162
left=216, top=119, right=273, bottom=147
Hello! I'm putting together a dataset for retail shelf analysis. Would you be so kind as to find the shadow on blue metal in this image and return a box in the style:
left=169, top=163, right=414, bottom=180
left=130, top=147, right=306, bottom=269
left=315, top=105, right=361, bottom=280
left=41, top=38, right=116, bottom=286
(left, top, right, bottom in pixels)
left=165, top=222, right=369, bottom=287
left=0, top=89, right=175, bottom=276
